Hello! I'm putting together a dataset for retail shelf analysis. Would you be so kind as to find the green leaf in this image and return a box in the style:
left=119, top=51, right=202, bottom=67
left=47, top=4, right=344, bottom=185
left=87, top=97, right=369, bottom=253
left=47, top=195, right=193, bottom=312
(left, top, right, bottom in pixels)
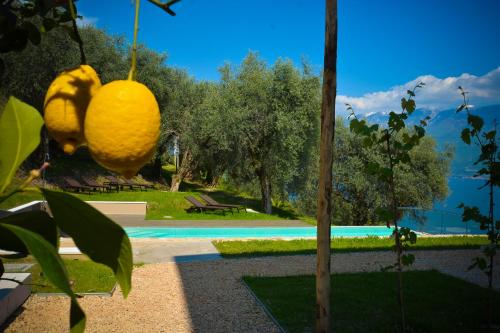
left=406, top=99, right=416, bottom=113
left=467, top=114, right=484, bottom=132
left=0, top=211, right=58, bottom=253
left=0, top=97, right=44, bottom=193
left=42, top=189, right=133, bottom=297
left=461, top=128, right=471, bottom=145
left=408, top=231, right=417, bottom=244
left=1, top=224, right=86, bottom=332
left=388, top=112, right=405, bottom=131
left=485, top=130, right=496, bottom=140
left=401, top=97, right=407, bottom=111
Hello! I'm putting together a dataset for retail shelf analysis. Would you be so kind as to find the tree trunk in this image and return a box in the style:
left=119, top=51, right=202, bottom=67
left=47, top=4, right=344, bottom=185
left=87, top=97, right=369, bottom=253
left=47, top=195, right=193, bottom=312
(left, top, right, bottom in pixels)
left=207, top=175, right=221, bottom=188
left=153, top=155, right=163, bottom=180
left=259, top=168, right=273, bottom=214
left=316, top=0, right=337, bottom=332
left=170, top=150, right=192, bottom=192
left=487, top=151, right=495, bottom=328
left=386, top=135, right=406, bottom=332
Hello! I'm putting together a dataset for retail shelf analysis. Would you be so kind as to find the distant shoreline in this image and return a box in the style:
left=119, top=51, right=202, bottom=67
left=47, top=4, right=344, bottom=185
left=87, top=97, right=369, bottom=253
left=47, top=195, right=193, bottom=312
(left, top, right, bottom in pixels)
left=450, top=175, right=488, bottom=181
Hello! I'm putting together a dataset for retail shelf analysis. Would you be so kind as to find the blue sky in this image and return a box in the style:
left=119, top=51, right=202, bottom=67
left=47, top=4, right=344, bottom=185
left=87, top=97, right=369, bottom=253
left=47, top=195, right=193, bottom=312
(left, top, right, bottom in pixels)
left=77, top=0, right=500, bottom=105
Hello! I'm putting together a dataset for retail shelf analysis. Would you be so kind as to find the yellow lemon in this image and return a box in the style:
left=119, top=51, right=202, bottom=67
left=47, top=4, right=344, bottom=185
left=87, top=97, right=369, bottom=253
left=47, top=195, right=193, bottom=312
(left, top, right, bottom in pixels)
left=84, top=80, right=160, bottom=178
left=44, top=65, right=102, bottom=154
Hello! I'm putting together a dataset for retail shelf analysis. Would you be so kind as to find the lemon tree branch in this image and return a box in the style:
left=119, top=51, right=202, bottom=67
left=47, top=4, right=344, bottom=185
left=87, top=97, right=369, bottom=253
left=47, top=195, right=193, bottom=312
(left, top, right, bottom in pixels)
left=67, top=0, right=86, bottom=64
left=146, top=0, right=181, bottom=16
left=128, top=0, right=141, bottom=81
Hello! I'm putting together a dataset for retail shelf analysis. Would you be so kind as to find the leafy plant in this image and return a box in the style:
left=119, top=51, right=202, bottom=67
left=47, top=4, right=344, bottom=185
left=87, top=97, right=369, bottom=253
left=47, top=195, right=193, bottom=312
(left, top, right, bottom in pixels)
left=347, top=83, right=427, bottom=332
left=0, top=0, right=78, bottom=76
left=456, top=86, right=499, bottom=328
left=0, top=0, right=181, bottom=77
left=0, top=97, right=133, bottom=333
left=0, top=1, right=186, bottom=331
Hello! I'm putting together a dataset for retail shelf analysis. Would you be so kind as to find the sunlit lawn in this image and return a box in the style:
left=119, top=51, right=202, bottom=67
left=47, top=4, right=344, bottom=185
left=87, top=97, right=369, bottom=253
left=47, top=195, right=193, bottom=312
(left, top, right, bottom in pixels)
left=4, top=256, right=115, bottom=293
left=245, top=270, right=500, bottom=333
left=0, top=188, right=300, bottom=220
left=214, top=236, right=489, bottom=257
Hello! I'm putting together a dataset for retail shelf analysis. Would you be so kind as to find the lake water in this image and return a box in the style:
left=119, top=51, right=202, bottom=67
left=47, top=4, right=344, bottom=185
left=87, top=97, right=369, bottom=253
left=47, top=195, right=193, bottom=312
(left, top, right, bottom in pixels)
left=399, top=177, right=498, bottom=234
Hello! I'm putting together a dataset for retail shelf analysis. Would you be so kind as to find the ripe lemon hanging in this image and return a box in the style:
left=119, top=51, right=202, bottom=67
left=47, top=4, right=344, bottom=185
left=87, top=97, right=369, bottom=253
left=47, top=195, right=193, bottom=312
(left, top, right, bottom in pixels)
left=44, top=65, right=102, bottom=154
left=84, top=80, right=160, bottom=178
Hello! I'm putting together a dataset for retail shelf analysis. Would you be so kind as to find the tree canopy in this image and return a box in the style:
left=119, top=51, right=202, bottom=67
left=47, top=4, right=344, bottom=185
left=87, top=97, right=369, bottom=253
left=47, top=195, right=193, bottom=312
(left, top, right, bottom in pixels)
left=295, top=119, right=453, bottom=225
left=1, top=24, right=452, bottom=219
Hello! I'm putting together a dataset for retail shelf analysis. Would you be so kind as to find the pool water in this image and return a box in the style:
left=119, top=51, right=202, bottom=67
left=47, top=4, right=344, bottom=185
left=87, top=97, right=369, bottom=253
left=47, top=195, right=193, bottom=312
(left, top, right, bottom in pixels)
left=124, top=226, right=394, bottom=238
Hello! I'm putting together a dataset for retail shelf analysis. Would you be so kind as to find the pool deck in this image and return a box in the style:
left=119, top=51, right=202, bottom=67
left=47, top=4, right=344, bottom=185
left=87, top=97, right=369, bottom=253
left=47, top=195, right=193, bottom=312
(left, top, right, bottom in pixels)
left=107, top=214, right=311, bottom=227
left=60, top=216, right=312, bottom=263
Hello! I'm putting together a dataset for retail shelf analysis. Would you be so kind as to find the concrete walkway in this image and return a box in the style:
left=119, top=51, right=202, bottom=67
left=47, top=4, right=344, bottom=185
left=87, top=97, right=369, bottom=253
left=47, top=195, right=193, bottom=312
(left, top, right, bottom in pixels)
left=5, top=249, right=499, bottom=332
left=108, top=214, right=310, bottom=227
left=59, top=238, right=222, bottom=264
left=131, top=239, right=221, bottom=264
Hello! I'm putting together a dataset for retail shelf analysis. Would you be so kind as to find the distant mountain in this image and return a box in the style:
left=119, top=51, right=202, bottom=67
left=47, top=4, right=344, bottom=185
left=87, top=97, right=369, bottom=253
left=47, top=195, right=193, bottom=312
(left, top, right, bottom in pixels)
left=364, top=105, right=500, bottom=176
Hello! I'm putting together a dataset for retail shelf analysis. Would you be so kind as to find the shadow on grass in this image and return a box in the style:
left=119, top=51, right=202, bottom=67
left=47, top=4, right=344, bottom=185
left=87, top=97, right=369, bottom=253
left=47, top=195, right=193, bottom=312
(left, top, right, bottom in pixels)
left=244, top=270, right=500, bottom=333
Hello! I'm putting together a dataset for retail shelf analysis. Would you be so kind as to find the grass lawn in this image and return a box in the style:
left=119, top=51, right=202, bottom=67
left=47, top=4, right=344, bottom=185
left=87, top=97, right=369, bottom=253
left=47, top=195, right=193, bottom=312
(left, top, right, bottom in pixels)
left=214, top=236, right=489, bottom=257
left=76, top=190, right=289, bottom=220
left=0, top=189, right=301, bottom=221
left=4, top=256, right=116, bottom=293
left=244, top=270, right=500, bottom=333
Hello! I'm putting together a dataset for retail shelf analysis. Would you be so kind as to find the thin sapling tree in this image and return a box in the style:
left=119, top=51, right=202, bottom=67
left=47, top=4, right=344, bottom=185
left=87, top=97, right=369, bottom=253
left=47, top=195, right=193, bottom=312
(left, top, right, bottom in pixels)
left=347, top=83, right=427, bottom=332
left=456, top=86, right=499, bottom=329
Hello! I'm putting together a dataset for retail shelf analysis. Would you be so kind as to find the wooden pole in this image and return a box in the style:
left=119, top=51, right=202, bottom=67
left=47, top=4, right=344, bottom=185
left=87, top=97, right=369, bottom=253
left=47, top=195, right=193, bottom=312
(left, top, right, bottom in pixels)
left=316, top=0, right=337, bottom=332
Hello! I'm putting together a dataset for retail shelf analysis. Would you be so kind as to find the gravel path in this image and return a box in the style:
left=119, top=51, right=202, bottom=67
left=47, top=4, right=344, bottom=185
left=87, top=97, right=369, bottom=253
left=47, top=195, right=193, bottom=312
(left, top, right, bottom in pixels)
left=5, top=249, right=499, bottom=332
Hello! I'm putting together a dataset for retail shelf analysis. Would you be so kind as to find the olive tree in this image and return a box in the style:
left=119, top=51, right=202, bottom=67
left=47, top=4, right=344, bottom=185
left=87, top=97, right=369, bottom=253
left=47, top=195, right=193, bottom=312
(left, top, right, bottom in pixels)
left=217, top=52, right=320, bottom=213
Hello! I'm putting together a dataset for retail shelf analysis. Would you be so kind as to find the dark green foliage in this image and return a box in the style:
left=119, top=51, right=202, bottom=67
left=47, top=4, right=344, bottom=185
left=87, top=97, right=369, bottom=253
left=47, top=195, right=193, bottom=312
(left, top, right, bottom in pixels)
left=294, top=118, right=451, bottom=226
left=0, top=98, right=133, bottom=333
left=456, top=86, right=499, bottom=327
left=0, top=0, right=78, bottom=76
left=0, top=210, right=58, bottom=253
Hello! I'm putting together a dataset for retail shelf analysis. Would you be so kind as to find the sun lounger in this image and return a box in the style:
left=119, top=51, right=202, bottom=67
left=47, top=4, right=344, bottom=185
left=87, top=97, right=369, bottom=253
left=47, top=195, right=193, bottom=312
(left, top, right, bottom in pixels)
left=199, top=194, right=245, bottom=212
left=121, top=177, right=152, bottom=191
left=82, top=177, right=112, bottom=192
left=104, top=175, right=142, bottom=191
left=103, top=176, right=122, bottom=191
left=62, top=177, right=93, bottom=195
left=185, top=196, right=230, bottom=214
left=133, top=177, right=155, bottom=190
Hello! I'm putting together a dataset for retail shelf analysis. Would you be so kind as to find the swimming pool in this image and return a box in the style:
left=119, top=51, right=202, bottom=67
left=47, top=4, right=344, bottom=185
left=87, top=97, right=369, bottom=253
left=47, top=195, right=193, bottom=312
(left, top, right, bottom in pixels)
left=124, top=226, right=394, bottom=238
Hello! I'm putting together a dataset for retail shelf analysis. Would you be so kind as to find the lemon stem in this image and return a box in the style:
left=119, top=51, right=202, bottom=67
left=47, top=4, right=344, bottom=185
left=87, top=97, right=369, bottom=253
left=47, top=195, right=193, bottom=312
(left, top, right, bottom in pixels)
left=128, top=0, right=141, bottom=81
left=67, top=0, right=86, bottom=65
